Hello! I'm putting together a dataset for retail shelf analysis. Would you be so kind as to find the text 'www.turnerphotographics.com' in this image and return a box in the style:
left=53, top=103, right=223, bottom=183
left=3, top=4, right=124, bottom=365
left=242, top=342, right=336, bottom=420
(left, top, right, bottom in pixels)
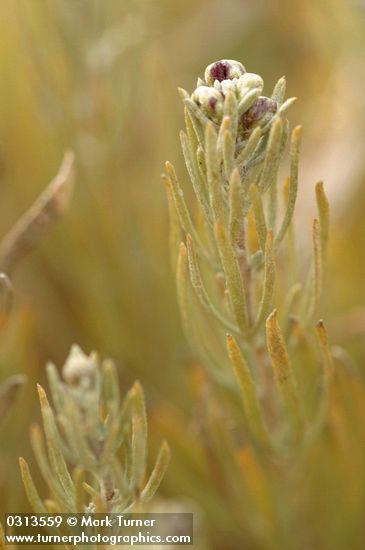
left=4, top=513, right=193, bottom=546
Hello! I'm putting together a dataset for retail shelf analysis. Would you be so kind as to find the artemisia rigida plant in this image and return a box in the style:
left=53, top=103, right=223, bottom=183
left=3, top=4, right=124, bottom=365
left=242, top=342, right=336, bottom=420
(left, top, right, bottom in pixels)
left=164, top=60, right=365, bottom=549
left=1, top=346, right=170, bottom=549
left=18, top=345, right=170, bottom=516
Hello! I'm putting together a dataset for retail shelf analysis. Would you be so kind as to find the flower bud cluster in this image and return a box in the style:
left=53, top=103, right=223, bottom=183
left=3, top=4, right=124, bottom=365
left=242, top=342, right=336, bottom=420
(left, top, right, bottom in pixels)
left=191, top=59, right=277, bottom=138
left=62, top=344, right=97, bottom=390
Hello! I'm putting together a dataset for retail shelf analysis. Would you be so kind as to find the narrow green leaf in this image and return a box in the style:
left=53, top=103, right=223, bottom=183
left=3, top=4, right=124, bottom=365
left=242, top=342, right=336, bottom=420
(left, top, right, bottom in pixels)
left=114, top=381, right=146, bottom=453
left=205, top=123, right=224, bottom=222
left=236, top=127, right=262, bottom=166
left=223, top=130, right=235, bottom=181
left=180, top=130, right=212, bottom=224
left=72, top=466, right=86, bottom=513
left=186, top=234, right=237, bottom=333
left=316, top=320, right=334, bottom=380
left=102, top=359, right=120, bottom=418
left=223, top=91, right=238, bottom=140
left=276, top=126, right=302, bottom=244
left=279, top=97, right=297, bottom=115
left=130, top=414, right=147, bottom=491
left=271, top=76, right=286, bottom=104
left=196, top=145, right=206, bottom=180
left=178, top=89, right=203, bottom=145
left=306, top=219, right=323, bottom=323
left=258, top=118, right=283, bottom=194
left=238, top=88, right=261, bottom=117
left=226, top=335, right=269, bottom=445
left=184, top=97, right=214, bottom=128
left=251, top=231, right=275, bottom=334
left=29, top=424, right=72, bottom=511
left=176, top=242, right=192, bottom=343
left=163, top=175, right=181, bottom=273
left=217, top=116, right=231, bottom=162
left=37, top=385, right=75, bottom=506
left=141, top=441, right=171, bottom=503
left=306, top=320, right=334, bottom=445
left=19, top=457, right=47, bottom=513
left=131, top=381, right=147, bottom=441
left=57, top=410, right=96, bottom=470
left=45, top=362, right=64, bottom=416
left=266, top=310, right=302, bottom=439
left=268, top=177, right=277, bottom=231
left=315, top=181, right=330, bottom=260
left=165, top=162, right=205, bottom=255
left=228, top=168, right=245, bottom=249
left=215, top=221, right=248, bottom=333
left=249, top=184, right=267, bottom=252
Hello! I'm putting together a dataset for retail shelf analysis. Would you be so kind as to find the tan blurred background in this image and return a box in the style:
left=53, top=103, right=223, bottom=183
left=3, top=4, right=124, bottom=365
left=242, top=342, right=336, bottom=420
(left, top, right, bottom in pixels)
left=0, top=0, right=365, bottom=519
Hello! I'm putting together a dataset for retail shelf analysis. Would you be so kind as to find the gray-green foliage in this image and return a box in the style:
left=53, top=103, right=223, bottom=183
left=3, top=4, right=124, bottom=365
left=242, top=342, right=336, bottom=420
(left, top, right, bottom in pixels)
left=165, top=59, right=330, bottom=449
left=20, top=346, right=170, bottom=514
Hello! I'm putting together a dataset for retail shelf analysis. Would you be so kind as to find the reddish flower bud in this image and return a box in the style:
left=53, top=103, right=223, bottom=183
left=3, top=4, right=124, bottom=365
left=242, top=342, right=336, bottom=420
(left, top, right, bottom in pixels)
left=205, top=59, right=246, bottom=86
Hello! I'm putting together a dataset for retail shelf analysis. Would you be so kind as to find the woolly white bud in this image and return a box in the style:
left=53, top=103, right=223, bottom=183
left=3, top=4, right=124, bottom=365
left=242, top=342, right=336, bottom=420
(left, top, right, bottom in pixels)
left=191, top=86, right=224, bottom=123
left=62, top=344, right=97, bottom=389
left=237, top=73, right=264, bottom=99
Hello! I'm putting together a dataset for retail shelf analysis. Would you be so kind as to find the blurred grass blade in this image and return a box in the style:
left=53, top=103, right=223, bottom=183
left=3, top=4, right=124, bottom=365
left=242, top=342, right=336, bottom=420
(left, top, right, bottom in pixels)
left=0, top=273, right=13, bottom=331
left=0, top=151, right=75, bottom=273
left=0, top=374, right=26, bottom=424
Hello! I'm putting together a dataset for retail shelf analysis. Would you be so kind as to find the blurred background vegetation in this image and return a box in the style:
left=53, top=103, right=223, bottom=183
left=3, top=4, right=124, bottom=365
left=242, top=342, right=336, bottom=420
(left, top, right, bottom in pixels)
left=1, top=0, right=365, bottom=547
